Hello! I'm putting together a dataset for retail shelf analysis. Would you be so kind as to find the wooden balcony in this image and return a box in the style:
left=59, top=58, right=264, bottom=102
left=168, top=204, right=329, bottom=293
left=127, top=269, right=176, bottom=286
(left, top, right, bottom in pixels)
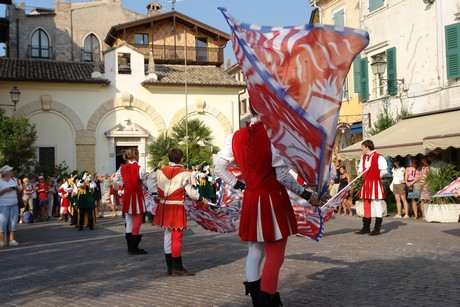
left=130, top=43, right=224, bottom=66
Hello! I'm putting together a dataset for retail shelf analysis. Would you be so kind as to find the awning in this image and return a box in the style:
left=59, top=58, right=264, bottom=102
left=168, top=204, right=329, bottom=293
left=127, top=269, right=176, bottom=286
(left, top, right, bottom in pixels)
left=338, top=107, right=460, bottom=160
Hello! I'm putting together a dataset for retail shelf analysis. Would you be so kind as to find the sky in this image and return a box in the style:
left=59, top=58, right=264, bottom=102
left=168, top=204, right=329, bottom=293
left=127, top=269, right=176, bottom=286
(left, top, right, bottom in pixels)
left=5, top=0, right=314, bottom=65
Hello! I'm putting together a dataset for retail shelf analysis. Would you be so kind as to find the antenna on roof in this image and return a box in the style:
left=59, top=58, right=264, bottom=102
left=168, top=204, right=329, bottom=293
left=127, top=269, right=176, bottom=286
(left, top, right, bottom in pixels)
left=167, top=0, right=183, bottom=11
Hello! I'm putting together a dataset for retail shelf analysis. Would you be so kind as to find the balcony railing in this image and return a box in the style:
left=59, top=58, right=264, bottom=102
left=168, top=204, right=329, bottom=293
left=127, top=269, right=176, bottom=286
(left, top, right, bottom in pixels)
left=130, top=43, right=224, bottom=66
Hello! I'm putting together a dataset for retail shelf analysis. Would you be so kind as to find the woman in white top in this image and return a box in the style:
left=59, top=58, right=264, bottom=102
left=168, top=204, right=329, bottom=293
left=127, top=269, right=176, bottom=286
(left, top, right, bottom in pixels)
left=0, top=165, right=20, bottom=247
left=392, top=156, right=409, bottom=219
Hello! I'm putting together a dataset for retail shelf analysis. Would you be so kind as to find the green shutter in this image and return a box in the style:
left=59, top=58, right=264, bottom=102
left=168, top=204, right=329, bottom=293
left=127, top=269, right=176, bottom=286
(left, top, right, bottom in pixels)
left=353, top=56, right=361, bottom=93
left=369, top=0, right=384, bottom=12
left=446, top=23, right=460, bottom=80
left=360, top=57, right=369, bottom=102
left=333, top=9, right=344, bottom=27
left=386, top=47, right=397, bottom=95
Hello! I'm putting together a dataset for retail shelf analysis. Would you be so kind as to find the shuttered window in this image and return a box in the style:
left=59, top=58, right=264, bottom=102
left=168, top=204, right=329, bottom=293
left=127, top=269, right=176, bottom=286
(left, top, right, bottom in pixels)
left=446, top=23, right=460, bottom=80
left=386, top=47, right=397, bottom=95
left=369, top=0, right=384, bottom=12
left=353, top=56, right=361, bottom=93
left=333, top=9, right=344, bottom=27
left=360, top=57, right=369, bottom=102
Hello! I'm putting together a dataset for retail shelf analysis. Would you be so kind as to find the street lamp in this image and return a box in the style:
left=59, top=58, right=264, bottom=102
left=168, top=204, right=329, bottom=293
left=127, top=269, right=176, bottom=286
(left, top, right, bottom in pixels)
left=1, top=86, right=21, bottom=111
left=370, top=56, right=387, bottom=76
left=370, top=56, right=405, bottom=95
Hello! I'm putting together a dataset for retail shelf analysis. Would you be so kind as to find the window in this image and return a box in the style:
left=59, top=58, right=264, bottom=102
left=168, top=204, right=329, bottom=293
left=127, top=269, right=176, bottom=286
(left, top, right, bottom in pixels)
left=118, top=52, right=131, bottom=74
left=333, top=8, right=344, bottom=27
left=83, top=34, right=100, bottom=62
left=369, top=0, right=384, bottom=12
left=38, top=147, right=55, bottom=171
left=135, top=33, right=149, bottom=45
left=359, top=57, right=369, bottom=102
left=240, top=99, right=247, bottom=115
left=196, top=38, right=208, bottom=61
left=446, top=23, right=460, bottom=80
left=31, top=29, right=50, bottom=58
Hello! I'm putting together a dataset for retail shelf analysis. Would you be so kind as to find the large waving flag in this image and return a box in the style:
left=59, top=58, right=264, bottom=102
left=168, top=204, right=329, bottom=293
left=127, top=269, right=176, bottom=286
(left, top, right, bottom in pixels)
left=219, top=8, right=369, bottom=196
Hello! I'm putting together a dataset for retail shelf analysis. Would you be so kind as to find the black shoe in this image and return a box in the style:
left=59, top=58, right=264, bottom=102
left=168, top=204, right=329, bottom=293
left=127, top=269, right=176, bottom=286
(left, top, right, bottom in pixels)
left=89, top=226, right=95, bottom=230
left=369, top=228, right=381, bottom=236
left=355, top=228, right=370, bottom=234
left=172, top=257, right=195, bottom=276
left=78, top=227, right=83, bottom=231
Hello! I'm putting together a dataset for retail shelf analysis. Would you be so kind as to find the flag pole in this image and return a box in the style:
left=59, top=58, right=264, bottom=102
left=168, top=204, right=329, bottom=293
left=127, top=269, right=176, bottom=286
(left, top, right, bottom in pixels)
left=184, top=30, right=189, bottom=167
left=320, top=170, right=367, bottom=210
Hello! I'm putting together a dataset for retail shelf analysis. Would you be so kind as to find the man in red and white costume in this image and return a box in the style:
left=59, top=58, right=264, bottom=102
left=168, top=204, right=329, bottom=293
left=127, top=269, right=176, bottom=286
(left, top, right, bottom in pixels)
left=356, top=140, right=388, bottom=236
left=151, top=148, right=209, bottom=276
left=215, top=108, right=318, bottom=307
left=114, top=148, right=147, bottom=255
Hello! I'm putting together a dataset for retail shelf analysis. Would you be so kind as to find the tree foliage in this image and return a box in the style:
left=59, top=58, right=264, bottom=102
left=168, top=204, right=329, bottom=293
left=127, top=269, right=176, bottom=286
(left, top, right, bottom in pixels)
left=0, top=109, right=37, bottom=177
left=147, top=119, right=219, bottom=170
left=368, top=103, right=412, bottom=136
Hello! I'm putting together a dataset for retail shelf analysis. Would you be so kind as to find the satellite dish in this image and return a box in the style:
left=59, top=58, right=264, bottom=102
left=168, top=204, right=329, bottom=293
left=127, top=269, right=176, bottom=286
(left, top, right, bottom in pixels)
left=336, top=122, right=351, bottom=135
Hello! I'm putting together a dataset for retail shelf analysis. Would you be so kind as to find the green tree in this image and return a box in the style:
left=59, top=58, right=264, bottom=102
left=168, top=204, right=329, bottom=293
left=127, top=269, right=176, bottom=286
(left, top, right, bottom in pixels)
left=171, top=119, right=217, bottom=168
left=147, top=119, right=218, bottom=169
left=368, top=103, right=412, bottom=136
left=0, top=109, right=37, bottom=177
left=147, top=131, right=176, bottom=170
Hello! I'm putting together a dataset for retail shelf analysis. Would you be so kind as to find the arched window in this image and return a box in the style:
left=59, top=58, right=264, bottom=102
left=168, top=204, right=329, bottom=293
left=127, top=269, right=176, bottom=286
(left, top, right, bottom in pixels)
left=31, top=29, right=50, bottom=58
left=83, top=34, right=100, bottom=62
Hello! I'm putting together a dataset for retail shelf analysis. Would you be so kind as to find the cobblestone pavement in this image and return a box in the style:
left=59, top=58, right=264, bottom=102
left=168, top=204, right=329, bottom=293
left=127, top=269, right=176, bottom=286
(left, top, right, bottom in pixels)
left=0, top=213, right=459, bottom=307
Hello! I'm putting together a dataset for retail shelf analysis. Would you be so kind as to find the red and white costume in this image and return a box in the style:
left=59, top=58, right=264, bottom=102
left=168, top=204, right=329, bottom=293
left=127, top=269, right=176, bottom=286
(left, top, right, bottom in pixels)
left=358, top=150, right=387, bottom=218
left=152, top=163, right=202, bottom=258
left=216, top=118, right=306, bottom=296
left=114, top=161, right=146, bottom=235
left=231, top=121, right=297, bottom=242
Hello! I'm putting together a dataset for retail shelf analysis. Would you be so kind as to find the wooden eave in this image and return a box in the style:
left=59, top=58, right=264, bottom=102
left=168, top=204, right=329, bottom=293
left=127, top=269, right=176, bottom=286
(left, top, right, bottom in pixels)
left=104, top=10, right=230, bottom=46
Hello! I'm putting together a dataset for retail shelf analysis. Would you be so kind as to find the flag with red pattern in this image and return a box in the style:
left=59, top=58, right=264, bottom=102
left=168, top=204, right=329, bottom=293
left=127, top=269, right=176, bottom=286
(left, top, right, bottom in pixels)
left=219, top=8, right=369, bottom=197
left=432, top=177, right=460, bottom=198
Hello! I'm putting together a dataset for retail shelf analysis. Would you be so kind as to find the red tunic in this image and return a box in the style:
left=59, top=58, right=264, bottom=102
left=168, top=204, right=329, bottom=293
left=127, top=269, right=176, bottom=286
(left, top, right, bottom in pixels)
left=153, top=165, right=190, bottom=230
left=120, top=162, right=145, bottom=215
left=359, top=152, right=386, bottom=200
left=232, top=121, right=298, bottom=242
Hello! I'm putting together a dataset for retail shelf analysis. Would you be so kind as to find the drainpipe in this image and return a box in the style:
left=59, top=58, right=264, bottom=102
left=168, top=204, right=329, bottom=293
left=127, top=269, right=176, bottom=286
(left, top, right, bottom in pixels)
left=436, top=0, right=444, bottom=88
left=16, top=18, right=19, bottom=58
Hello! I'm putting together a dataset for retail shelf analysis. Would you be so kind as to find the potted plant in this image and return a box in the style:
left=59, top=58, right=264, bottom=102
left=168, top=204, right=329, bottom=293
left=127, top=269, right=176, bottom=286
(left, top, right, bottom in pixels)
left=424, top=163, right=460, bottom=223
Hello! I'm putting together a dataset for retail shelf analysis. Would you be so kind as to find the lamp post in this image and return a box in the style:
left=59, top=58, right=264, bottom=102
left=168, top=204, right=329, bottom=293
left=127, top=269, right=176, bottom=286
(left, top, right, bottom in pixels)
left=1, top=86, right=21, bottom=111
left=370, top=56, right=405, bottom=95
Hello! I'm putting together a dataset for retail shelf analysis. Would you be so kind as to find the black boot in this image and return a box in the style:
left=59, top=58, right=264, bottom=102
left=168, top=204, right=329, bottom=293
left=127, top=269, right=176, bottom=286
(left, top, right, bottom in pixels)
left=165, top=253, right=172, bottom=275
left=171, top=256, right=195, bottom=276
left=257, top=291, right=283, bottom=307
left=355, top=217, right=371, bottom=234
left=243, top=279, right=260, bottom=306
left=125, top=233, right=133, bottom=253
left=129, top=235, right=147, bottom=255
left=369, top=217, right=382, bottom=236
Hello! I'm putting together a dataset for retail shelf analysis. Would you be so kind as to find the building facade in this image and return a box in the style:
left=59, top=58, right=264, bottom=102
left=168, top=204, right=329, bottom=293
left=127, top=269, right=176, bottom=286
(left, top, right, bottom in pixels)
left=0, top=0, right=244, bottom=174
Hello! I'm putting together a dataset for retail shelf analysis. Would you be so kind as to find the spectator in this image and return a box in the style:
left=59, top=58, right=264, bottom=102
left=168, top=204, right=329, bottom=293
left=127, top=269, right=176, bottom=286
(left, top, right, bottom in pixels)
left=405, top=156, right=421, bottom=219
left=419, top=156, right=431, bottom=221
left=36, top=176, right=50, bottom=222
left=329, top=158, right=342, bottom=197
left=21, top=177, right=35, bottom=222
left=391, top=156, right=409, bottom=219
left=0, top=165, right=20, bottom=247
left=336, top=166, right=353, bottom=216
